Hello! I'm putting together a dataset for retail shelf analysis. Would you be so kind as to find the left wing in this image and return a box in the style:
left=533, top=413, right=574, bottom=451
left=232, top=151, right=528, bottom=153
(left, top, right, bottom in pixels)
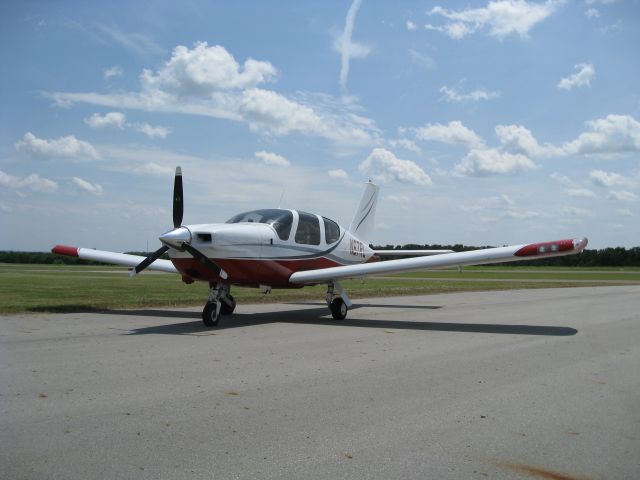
left=373, top=249, right=454, bottom=256
left=51, top=245, right=177, bottom=274
left=290, top=238, right=588, bottom=284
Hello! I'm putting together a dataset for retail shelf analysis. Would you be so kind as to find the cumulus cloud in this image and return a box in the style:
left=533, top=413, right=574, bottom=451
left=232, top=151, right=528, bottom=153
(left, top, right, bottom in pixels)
left=562, top=115, right=640, bottom=155
left=85, top=111, right=127, bottom=129
left=413, top=121, right=485, bottom=149
left=255, top=151, right=290, bottom=167
left=406, top=20, right=418, bottom=31
left=557, top=63, right=595, bottom=91
left=608, top=190, right=637, bottom=201
left=589, top=169, right=631, bottom=188
left=132, top=123, right=171, bottom=139
left=454, top=148, right=537, bottom=176
left=439, top=85, right=500, bottom=102
left=561, top=206, right=594, bottom=217
left=49, top=42, right=379, bottom=147
left=15, top=132, right=99, bottom=161
left=328, top=169, right=350, bottom=180
left=104, top=65, right=123, bottom=80
left=425, top=0, right=562, bottom=39
left=0, top=170, right=58, bottom=193
left=359, top=148, right=432, bottom=185
left=71, top=177, right=103, bottom=195
left=334, top=0, right=371, bottom=91
left=141, top=42, right=277, bottom=95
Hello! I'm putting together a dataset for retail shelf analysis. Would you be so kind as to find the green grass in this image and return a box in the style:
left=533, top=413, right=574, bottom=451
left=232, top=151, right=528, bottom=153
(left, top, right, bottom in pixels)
left=0, top=263, right=637, bottom=314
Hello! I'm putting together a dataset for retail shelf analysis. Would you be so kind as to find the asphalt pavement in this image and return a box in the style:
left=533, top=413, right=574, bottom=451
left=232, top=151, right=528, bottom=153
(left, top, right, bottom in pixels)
left=2, top=286, right=639, bottom=479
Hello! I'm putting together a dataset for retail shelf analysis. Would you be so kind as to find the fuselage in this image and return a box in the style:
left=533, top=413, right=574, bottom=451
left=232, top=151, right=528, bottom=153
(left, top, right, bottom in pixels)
left=167, top=209, right=376, bottom=287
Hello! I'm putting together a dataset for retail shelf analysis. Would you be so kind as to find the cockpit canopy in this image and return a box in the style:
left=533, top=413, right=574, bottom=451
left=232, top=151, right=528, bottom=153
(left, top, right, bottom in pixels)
left=226, top=209, right=341, bottom=245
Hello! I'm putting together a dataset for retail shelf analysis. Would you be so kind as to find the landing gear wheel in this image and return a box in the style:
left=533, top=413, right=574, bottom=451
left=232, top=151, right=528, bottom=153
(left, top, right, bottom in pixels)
left=202, top=301, right=220, bottom=327
left=330, top=297, right=348, bottom=320
left=220, top=294, right=236, bottom=315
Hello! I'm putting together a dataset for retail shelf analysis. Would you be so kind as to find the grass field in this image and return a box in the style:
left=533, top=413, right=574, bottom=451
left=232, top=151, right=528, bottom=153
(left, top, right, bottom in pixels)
left=1, top=263, right=638, bottom=315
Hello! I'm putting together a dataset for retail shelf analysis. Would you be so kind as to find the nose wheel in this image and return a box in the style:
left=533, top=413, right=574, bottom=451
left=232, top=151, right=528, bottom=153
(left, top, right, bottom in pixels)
left=202, top=284, right=236, bottom=327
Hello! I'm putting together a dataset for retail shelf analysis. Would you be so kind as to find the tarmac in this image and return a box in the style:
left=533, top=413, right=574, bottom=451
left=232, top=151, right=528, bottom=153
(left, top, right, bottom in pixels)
left=1, top=286, right=639, bottom=479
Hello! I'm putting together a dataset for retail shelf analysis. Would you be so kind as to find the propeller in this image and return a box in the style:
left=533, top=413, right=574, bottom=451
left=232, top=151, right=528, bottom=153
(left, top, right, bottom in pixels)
left=130, top=166, right=226, bottom=279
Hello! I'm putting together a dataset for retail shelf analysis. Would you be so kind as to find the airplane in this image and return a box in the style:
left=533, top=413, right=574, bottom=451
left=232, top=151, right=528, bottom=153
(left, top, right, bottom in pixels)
left=52, top=166, right=588, bottom=327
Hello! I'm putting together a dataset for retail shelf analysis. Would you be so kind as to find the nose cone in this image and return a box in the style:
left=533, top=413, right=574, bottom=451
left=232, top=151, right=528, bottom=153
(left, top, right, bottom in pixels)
left=159, top=226, right=192, bottom=248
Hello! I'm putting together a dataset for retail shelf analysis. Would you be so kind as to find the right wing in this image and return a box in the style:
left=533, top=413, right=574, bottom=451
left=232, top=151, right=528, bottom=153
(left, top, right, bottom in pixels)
left=290, top=238, right=588, bottom=284
left=51, top=245, right=177, bottom=274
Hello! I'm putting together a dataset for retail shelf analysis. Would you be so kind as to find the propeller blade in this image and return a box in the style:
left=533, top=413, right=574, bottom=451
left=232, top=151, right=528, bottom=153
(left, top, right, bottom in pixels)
left=130, top=245, right=169, bottom=276
left=183, top=243, right=227, bottom=279
left=173, top=166, right=183, bottom=228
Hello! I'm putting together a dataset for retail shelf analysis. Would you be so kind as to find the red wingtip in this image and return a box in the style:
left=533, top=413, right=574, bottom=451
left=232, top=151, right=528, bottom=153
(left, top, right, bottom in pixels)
left=514, top=238, right=587, bottom=257
left=52, top=245, right=79, bottom=257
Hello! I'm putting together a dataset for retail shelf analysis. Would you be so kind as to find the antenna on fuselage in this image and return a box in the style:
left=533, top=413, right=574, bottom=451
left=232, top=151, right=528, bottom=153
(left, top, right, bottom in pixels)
left=277, top=189, right=285, bottom=208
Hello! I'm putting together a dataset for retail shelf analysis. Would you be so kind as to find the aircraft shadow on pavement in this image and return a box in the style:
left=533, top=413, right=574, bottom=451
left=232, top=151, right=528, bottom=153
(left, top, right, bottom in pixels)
left=120, top=304, right=578, bottom=337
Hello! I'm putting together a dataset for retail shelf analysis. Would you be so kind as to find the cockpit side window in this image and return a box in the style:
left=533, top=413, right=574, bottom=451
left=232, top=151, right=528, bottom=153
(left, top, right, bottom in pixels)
left=226, top=209, right=293, bottom=241
left=323, top=217, right=340, bottom=244
left=295, top=211, right=321, bottom=245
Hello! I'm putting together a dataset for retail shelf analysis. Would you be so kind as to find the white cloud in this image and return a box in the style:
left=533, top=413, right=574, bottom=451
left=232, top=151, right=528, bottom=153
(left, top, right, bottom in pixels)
left=616, top=209, right=635, bottom=217
left=406, top=20, right=417, bottom=31
left=413, top=121, right=485, bottom=149
left=495, top=124, right=560, bottom=157
left=0, top=170, right=58, bottom=193
left=49, top=42, right=380, bottom=147
left=15, top=132, right=99, bottom=161
left=85, top=111, right=127, bottom=129
left=141, top=42, right=277, bottom=95
left=425, top=0, right=562, bottom=40
left=359, top=148, right=432, bottom=185
left=133, top=123, right=171, bottom=139
left=387, top=138, right=422, bottom=153
left=563, top=115, right=640, bottom=155
left=550, top=172, right=574, bottom=187
left=454, top=148, right=537, bottom=176
left=104, top=65, right=123, bottom=80
left=328, top=169, right=350, bottom=180
left=72, top=177, right=103, bottom=195
left=334, top=0, right=370, bottom=91
left=557, top=63, right=595, bottom=91
left=585, top=8, right=600, bottom=19
left=609, top=190, right=637, bottom=201
left=127, top=162, right=175, bottom=177
left=255, top=151, right=290, bottom=167
left=589, top=169, right=631, bottom=187
left=439, top=85, right=500, bottom=102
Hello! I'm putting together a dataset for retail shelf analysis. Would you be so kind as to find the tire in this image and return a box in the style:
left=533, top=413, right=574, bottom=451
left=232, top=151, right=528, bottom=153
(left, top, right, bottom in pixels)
left=330, top=297, right=348, bottom=320
left=220, top=294, right=236, bottom=315
left=202, top=302, right=220, bottom=327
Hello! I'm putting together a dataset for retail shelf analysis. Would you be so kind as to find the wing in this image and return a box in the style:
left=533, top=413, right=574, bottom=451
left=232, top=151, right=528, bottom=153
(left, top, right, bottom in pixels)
left=290, top=238, right=588, bottom=284
left=373, top=249, right=454, bottom=256
left=51, top=245, right=177, bottom=274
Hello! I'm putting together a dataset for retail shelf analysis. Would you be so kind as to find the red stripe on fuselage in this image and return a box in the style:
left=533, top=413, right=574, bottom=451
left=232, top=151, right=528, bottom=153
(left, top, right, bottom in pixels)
left=171, top=257, right=346, bottom=287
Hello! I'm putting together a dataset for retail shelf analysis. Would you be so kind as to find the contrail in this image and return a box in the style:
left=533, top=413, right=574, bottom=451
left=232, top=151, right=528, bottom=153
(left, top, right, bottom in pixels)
left=339, top=0, right=364, bottom=91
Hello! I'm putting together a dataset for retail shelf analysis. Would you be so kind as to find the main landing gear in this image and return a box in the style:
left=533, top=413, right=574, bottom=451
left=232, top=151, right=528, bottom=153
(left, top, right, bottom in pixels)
left=202, top=283, right=236, bottom=327
left=326, top=280, right=352, bottom=320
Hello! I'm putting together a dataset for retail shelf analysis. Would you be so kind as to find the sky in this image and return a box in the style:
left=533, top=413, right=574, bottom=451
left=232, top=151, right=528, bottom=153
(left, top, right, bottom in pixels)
left=1, top=0, right=639, bottom=252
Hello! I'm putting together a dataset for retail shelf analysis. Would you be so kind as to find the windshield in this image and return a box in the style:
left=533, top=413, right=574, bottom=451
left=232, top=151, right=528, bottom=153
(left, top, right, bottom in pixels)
left=226, top=209, right=293, bottom=241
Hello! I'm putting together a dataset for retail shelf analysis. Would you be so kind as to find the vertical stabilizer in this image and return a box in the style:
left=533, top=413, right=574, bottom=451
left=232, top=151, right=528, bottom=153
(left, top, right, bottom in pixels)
left=349, top=180, right=379, bottom=244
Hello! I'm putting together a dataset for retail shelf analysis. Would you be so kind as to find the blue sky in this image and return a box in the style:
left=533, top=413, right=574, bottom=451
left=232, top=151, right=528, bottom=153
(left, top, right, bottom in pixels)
left=1, top=0, right=639, bottom=251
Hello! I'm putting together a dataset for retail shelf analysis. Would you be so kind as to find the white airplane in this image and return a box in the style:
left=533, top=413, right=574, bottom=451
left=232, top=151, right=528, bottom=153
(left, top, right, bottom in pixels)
left=52, top=167, right=588, bottom=327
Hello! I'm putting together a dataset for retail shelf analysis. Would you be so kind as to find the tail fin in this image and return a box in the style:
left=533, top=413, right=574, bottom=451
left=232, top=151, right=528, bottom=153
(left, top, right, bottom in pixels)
left=349, top=180, right=379, bottom=243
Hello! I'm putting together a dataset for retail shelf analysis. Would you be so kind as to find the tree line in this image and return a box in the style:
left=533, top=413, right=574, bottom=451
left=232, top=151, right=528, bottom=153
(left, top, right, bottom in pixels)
left=0, top=246, right=638, bottom=267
